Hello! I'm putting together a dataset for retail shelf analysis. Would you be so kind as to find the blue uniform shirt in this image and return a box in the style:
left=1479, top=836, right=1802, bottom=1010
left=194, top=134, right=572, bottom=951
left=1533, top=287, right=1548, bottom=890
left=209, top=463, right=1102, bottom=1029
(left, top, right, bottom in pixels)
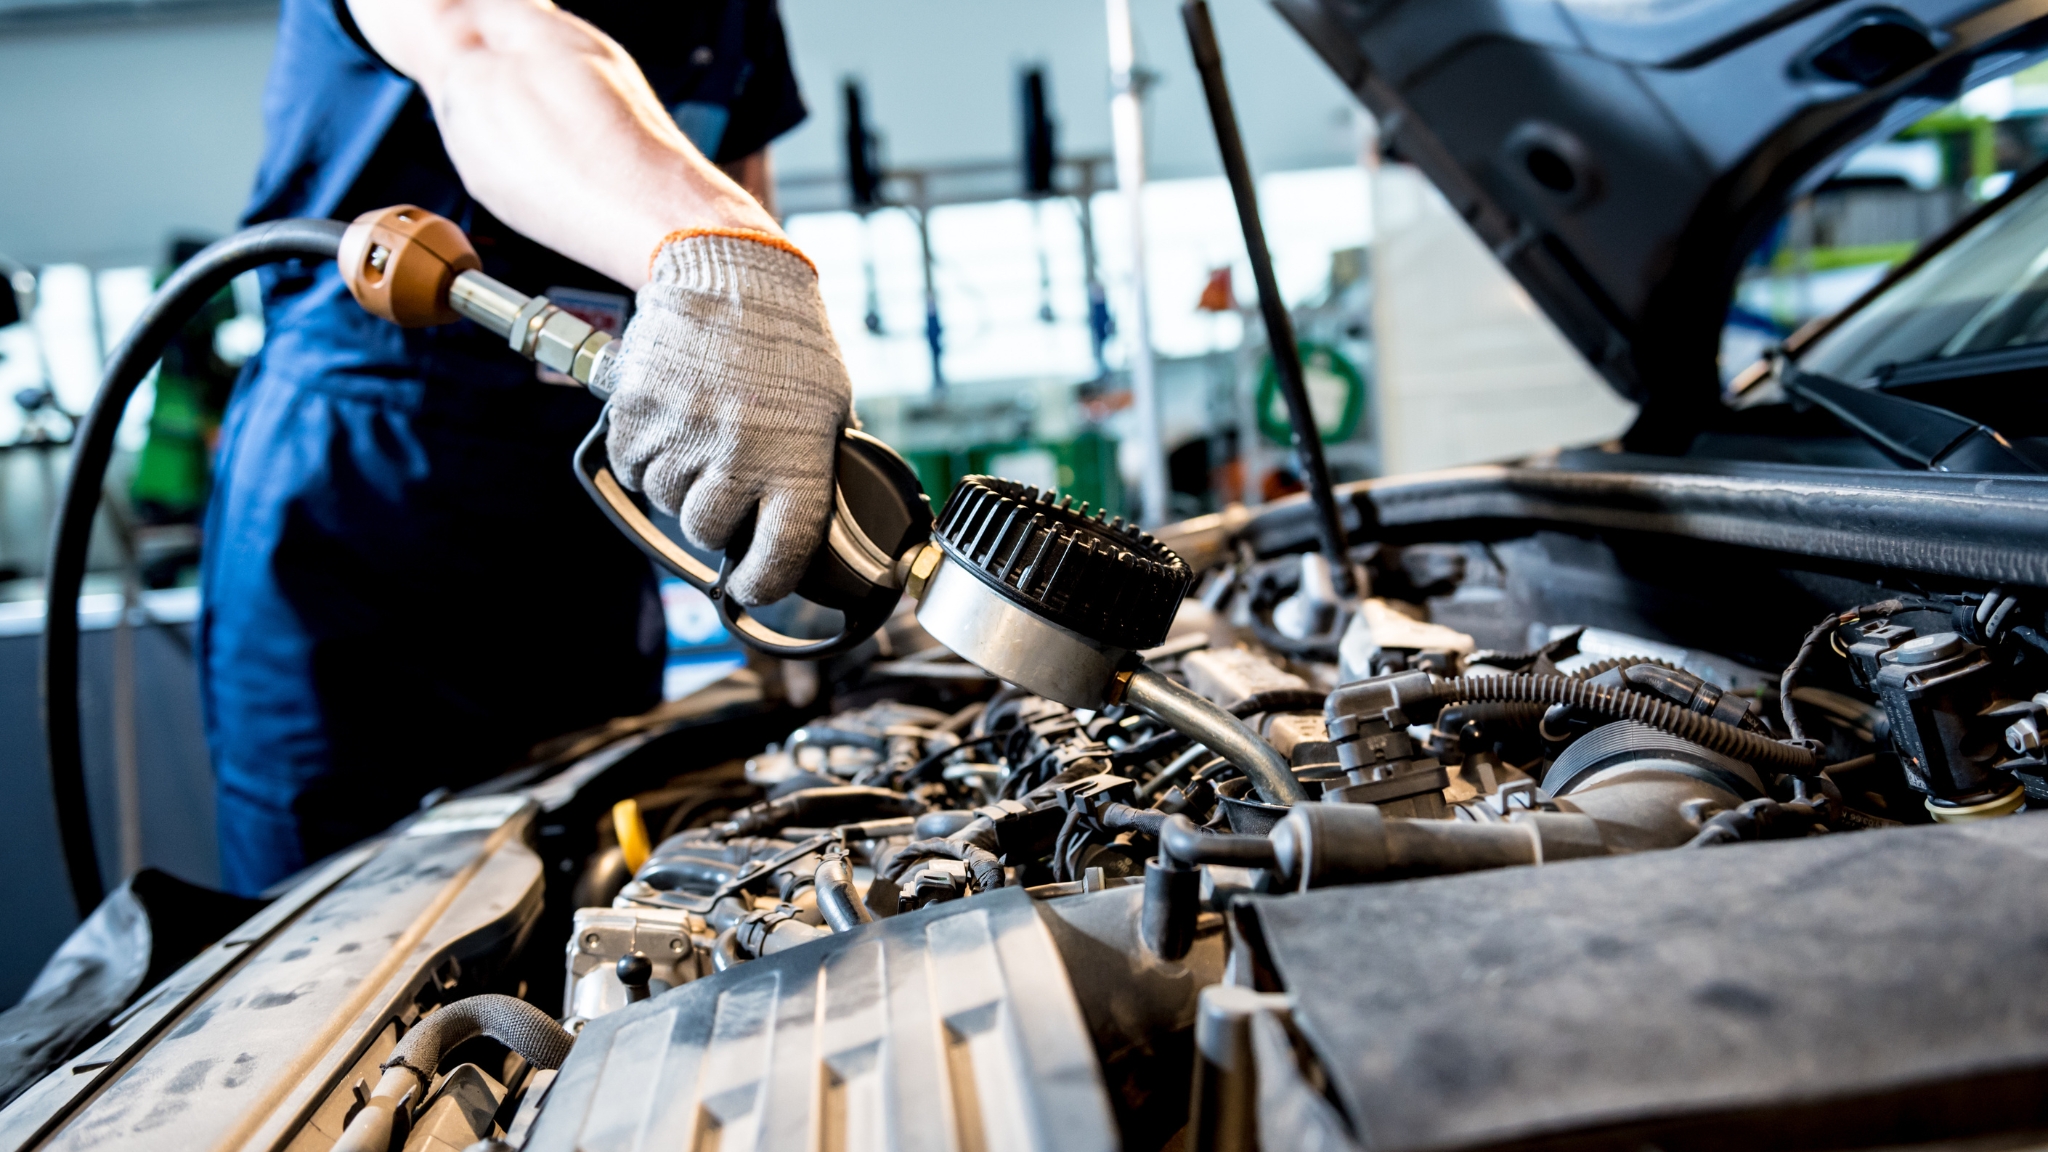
left=201, top=0, right=805, bottom=894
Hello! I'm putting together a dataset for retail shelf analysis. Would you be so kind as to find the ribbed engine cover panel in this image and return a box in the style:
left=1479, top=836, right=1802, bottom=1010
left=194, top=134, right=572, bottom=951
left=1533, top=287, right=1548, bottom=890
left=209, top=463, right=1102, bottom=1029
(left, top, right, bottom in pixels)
left=526, top=886, right=1116, bottom=1152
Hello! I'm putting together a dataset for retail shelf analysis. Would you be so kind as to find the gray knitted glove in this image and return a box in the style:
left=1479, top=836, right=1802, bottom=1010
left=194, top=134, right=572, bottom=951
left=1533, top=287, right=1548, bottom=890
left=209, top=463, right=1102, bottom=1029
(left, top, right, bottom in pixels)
left=599, top=231, right=853, bottom=605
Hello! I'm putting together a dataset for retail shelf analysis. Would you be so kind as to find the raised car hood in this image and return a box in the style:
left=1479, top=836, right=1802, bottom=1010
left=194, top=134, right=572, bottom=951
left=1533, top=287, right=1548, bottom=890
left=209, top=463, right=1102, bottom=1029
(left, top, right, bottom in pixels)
left=1273, top=0, right=2048, bottom=445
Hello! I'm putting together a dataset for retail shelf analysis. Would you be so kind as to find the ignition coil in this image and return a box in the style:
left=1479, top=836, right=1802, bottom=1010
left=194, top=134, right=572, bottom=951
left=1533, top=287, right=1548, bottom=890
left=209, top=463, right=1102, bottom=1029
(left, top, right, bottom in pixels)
left=1870, top=632, right=2025, bottom=818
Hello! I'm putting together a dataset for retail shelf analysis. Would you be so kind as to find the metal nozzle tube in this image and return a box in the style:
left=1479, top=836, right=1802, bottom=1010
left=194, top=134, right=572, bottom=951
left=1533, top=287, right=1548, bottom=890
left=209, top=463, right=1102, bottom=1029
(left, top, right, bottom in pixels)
left=447, top=269, right=614, bottom=392
left=447, top=269, right=526, bottom=338
left=1124, top=667, right=1309, bottom=806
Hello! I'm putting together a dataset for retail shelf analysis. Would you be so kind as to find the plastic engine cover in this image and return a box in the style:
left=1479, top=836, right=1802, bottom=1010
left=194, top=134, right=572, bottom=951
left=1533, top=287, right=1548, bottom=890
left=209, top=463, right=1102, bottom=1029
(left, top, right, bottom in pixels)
left=526, top=886, right=1117, bottom=1152
left=1246, top=816, right=2048, bottom=1151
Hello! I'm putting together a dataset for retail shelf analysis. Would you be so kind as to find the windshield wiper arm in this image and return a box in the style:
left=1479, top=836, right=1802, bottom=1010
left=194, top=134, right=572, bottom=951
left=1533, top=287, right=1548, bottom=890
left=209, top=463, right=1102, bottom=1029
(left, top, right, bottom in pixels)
left=1780, top=365, right=2045, bottom=474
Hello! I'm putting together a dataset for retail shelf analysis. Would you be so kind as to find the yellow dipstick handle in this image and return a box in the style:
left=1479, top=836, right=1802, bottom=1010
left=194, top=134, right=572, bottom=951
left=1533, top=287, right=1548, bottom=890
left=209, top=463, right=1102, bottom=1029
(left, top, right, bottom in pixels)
left=612, top=797, right=651, bottom=874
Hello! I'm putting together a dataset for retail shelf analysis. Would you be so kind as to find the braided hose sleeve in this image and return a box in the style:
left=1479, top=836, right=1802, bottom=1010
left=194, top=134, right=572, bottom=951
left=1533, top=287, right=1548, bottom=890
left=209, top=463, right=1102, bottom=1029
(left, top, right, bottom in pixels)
left=381, top=994, right=574, bottom=1087
left=1435, top=701, right=1547, bottom=727
left=1440, top=675, right=1819, bottom=773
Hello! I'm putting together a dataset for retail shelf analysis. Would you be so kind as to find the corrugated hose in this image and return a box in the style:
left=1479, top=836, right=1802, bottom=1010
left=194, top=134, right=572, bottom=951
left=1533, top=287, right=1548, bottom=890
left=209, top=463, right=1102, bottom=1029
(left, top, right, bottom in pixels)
left=1440, top=674, right=1819, bottom=773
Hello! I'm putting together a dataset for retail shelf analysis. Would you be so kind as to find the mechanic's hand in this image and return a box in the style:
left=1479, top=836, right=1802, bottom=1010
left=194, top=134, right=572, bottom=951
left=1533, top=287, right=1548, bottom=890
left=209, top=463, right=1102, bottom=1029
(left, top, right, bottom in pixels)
left=599, top=231, right=853, bottom=605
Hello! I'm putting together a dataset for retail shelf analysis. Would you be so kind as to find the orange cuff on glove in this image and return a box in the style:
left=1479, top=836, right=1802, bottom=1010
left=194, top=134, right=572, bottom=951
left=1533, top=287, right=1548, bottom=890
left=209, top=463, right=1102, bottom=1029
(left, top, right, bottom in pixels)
left=649, top=227, right=817, bottom=278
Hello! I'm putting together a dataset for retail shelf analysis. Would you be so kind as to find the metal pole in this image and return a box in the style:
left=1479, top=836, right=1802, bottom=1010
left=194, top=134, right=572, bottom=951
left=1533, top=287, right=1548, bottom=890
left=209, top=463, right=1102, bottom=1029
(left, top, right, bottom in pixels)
left=912, top=174, right=945, bottom=393
left=1075, top=160, right=1112, bottom=379
left=1106, top=0, right=1170, bottom=527
left=1182, top=0, right=1356, bottom=593
left=916, top=207, right=944, bottom=393
left=101, top=489, right=145, bottom=880
left=114, top=553, right=141, bottom=879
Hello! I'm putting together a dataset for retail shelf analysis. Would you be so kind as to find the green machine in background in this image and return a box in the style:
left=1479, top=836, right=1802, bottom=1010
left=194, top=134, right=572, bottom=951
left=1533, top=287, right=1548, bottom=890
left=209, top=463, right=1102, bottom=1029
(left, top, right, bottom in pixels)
left=130, top=240, right=240, bottom=528
left=902, top=429, right=1122, bottom=518
left=1255, top=340, right=1365, bottom=447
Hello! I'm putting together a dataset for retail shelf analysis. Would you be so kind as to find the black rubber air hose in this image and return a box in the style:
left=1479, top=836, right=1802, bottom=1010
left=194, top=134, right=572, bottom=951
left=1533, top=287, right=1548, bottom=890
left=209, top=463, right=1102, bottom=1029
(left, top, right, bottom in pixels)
left=382, top=993, right=576, bottom=1088
left=634, top=853, right=741, bottom=894
left=42, top=219, right=348, bottom=915
left=1110, top=688, right=1328, bottom=770
left=1439, top=674, right=1819, bottom=773
left=902, top=732, right=1004, bottom=783
left=331, top=991, right=576, bottom=1152
left=1157, top=812, right=1279, bottom=869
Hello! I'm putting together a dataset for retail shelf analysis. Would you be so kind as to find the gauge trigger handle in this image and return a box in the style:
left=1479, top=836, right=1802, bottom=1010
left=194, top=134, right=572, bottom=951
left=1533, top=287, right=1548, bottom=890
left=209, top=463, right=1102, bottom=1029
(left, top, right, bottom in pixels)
left=574, top=411, right=932, bottom=661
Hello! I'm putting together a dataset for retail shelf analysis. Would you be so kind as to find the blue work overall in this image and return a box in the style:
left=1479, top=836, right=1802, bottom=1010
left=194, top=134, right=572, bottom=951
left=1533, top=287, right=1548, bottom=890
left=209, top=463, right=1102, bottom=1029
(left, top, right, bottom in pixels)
left=204, top=0, right=806, bottom=894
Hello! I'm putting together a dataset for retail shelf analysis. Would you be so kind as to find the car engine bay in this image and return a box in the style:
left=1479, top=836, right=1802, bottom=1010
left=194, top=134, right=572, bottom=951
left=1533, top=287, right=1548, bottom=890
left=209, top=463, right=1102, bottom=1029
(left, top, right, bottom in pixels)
left=24, top=0, right=2048, bottom=1144
left=17, top=463, right=2042, bottom=1152
left=13, top=456, right=2048, bottom=1152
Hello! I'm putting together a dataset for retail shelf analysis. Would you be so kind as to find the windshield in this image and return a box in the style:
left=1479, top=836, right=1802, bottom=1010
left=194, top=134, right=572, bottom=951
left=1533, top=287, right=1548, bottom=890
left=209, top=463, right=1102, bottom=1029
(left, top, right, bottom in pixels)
left=1801, top=171, right=2048, bottom=381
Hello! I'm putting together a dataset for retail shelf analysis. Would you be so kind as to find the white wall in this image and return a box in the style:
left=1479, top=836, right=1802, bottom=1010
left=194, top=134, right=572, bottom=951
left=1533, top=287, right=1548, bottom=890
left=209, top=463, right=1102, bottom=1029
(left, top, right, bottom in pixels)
left=0, top=1, right=1633, bottom=468
left=773, top=0, right=1362, bottom=185
left=1369, top=163, right=1637, bottom=473
left=0, top=12, right=278, bottom=268
left=0, top=0, right=1364, bottom=268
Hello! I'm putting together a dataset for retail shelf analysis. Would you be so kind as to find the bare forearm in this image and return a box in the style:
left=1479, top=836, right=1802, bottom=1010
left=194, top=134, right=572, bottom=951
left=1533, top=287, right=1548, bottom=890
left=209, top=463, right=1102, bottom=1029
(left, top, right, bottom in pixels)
left=345, top=0, right=778, bottom=287
left=721, top=151, right=777, bottom=217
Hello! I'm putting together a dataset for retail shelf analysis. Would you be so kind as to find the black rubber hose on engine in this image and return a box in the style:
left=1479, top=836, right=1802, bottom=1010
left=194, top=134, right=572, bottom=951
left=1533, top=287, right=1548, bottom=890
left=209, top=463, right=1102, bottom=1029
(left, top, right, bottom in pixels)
left=381, top=993, right=576, bottom=1087
left=902, top=732, right=1004, bottom=783
left=41, top=218, right=348, bottom=915
left=634, top=853, right=741, bottom=893
left=1110, top=687, right=1330, bottom=772
left=1157, top=813, right=1279, bottom=869
left=1439, top=674, right=1819, bottom=773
